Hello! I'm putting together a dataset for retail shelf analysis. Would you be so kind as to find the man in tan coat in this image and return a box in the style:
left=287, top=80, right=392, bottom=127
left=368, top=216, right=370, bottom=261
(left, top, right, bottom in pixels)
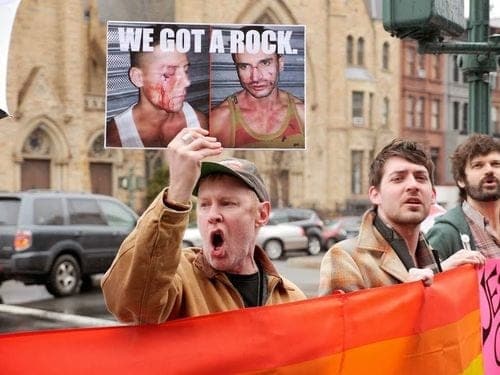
left=102, top=128, right=305, bottom=324
left=318, top=139, right=484, bottom=295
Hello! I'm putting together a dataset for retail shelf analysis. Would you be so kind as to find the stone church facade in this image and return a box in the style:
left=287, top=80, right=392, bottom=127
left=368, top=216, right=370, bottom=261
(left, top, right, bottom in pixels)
left=1, top=0, right=399, bottom=216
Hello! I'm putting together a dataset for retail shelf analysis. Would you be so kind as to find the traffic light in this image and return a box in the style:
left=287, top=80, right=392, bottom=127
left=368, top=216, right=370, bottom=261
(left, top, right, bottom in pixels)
left=383, top=0, right=466, bottom=41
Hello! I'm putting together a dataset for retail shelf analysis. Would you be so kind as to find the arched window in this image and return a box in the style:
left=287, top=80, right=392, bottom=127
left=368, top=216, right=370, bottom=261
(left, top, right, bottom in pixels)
left=357, top=37, right=365, bottom=66
left=346, top=35, right=354, bottom=65
left=21, top=125, right=53, bottom=190
left=382, top=42, right=390, bottom=70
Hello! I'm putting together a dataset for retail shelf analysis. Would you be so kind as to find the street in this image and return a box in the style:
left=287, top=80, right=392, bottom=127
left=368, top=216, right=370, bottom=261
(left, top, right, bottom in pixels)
left=0, top=252, right=322, bottom=335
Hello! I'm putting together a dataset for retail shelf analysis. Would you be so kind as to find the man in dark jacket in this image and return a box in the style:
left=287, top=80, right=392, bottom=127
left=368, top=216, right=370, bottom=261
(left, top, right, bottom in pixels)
left=427, top=134, right=499, bottom=259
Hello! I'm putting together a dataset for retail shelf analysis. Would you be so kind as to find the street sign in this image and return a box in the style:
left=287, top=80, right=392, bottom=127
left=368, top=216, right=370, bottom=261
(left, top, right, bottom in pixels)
left=383, top=0, right=466, bottom=40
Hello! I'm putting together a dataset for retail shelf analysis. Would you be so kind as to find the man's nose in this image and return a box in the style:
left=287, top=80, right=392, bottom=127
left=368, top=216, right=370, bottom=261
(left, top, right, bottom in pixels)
left=207, top=205, right=223, bottom=224
left=177, top=69, right=191, bottom=88
left=250, top=66, right=263, bottom=81
left=405, top=175, right=420, bottom=190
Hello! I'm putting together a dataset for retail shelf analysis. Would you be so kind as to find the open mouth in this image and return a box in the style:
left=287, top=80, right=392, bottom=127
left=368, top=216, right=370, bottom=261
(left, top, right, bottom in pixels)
left=211, top=230, right=224, bottom=248
left=405, top=198, right=422, bottom=205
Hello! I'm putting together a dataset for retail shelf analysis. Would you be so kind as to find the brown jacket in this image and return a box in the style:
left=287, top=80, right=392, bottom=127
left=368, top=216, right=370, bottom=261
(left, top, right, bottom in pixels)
left=101, top=190, right=306, bottom=324
left=318, top=210, right=437, bottom=295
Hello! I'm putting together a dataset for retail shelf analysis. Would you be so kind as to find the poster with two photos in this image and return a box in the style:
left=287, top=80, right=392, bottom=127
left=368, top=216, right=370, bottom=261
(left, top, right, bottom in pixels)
left=105, top=21, right=306, bottom=150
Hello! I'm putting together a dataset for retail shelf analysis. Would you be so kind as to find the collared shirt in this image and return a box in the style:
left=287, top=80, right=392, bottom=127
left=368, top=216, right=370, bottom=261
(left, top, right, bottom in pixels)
left=462, top=201, right=500, bottom=258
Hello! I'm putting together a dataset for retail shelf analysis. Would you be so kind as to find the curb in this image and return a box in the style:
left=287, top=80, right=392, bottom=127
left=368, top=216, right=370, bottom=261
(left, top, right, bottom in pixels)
left=0, top=304, right=122, bottom=328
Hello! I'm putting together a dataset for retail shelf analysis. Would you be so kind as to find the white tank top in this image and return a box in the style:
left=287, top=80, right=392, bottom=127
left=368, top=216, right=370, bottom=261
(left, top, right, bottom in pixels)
left=114, top=102, right=201, bottom=147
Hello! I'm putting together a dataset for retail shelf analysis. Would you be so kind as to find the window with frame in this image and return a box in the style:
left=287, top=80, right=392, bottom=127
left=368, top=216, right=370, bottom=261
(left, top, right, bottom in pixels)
left=452, top=101, right=460, bottom=130
left=351, top=150, right=363, bottom=195
left=431, top=99, right=440, bottom=130
left=98, top=200, right=136, bottom=229
left=432, top=55, right=440, bottom=80
left=415, top=97, right=425, bottom=128
left=406, top=47, right=415, bottom=76
left=452, top=55, right=460, bottom=82
left=382, top=97, right=390, bottom=127
left=68, top=198, right=107, bottom=225
left=34, top=198, right=64, bottom=225
left=462, top=103, right=468, bottom=133
left=352, top=91, right=364, bottom=125
left=382, top=42, right=390, bottom=70
left=357, top=37, right=364, bottom=66
left=406, top=96, right=415, bottom=128
left=417, top=53, right=426, bottom=78
left=346, top=35, right=354, bottom=65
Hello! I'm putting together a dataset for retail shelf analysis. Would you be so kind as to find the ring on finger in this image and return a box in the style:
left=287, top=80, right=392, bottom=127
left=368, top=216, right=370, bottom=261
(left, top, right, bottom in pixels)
left=181, top=133, right=194, bottom=144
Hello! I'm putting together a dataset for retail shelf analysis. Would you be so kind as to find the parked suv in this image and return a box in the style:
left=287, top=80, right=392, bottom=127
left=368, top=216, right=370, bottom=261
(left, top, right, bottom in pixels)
left=268, top=208, right=324, bottom=255
left=0, top=191, right=137, bottom=297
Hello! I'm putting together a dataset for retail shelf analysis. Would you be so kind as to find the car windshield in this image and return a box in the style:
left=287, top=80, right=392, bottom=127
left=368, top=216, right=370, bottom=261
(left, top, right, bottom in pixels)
left=0, top=198, right=20, bottom=225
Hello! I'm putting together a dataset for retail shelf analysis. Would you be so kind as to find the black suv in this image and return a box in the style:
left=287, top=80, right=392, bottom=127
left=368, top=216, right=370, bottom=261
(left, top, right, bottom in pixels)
left=269, top=208, right=324, bottom=255
left=0, top=191, right=137, bottom=297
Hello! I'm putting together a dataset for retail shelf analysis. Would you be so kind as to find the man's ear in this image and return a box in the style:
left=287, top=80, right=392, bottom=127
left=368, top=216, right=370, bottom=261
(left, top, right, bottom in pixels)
left=457, top=179, right=466, bottom=189
left=129, top=67, right=144, bottom=88
left=368, top=185, right=381, bottom=206
left=256, top=201, right=271, bottom=228
left=431, top=186, right=437, bottom=204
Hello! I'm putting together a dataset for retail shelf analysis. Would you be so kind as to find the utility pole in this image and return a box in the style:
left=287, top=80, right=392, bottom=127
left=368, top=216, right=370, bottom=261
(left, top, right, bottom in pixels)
left=383, top=0, right=500, bottom=134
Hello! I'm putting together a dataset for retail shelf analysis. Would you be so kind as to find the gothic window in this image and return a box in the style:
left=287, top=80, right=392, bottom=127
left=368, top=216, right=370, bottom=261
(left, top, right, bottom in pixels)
left=352, top=91, right=364, bottom=125
left=357, top=37, right=365, bottom=66
left=346, top=35, right=354, bottom=65
left=382, top=42, right=390, bottom=70
left=88, top=133, right=114, bottom=159
left=382, top=97, right=390, bottom=126
left=22, top=126, right=52, bottom=156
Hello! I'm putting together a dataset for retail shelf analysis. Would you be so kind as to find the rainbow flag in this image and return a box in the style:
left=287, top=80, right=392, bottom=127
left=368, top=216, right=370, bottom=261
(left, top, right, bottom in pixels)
left=0, top=265, right=484, bottom=374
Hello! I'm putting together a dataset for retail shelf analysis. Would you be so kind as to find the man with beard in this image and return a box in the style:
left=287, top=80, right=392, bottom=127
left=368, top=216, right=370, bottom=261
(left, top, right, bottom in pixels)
left=101, top=128, right=306, bottom=323
left=318, top=139, right=483, bottom=295
left=106, top=25, right=207, bottom=148
left=210, top=26, right=305, bottom=148
left=427, top=134, right=500, bottom=259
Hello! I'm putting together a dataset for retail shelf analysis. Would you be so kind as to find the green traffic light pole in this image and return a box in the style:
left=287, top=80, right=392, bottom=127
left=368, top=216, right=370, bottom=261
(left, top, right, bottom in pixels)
left=418, top=0, right=500, bottom=134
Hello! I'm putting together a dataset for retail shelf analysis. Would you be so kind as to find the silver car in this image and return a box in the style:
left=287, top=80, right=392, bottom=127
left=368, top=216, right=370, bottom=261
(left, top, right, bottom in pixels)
left=257, top=223, right=309, bottom=260
left=182, top=223, right=309, bottom=260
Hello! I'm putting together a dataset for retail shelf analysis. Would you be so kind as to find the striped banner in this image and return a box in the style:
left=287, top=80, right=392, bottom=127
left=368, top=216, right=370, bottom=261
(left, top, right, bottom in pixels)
left=0, top=264, right=484, bottom=374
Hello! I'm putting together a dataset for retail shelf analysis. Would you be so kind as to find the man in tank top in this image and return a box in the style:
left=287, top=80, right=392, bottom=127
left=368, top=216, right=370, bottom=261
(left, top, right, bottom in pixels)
left=210, top=26, right=304, bottom=149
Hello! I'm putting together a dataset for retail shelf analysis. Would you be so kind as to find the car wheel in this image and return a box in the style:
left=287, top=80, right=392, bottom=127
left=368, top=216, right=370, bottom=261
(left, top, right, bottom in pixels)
left=264, top=239, right=284, bottom=260
left=307, top=235, right=322, bottom=255
left=46, top=254, right=81, bottom=297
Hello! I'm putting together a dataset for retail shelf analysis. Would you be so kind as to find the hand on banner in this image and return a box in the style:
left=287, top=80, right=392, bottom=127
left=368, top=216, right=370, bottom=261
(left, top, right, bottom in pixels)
left=441, top=249, right=486, bottom=271
left=165, top=128, right=222, bottom=205
left=406, top=267, right=434, bottom=286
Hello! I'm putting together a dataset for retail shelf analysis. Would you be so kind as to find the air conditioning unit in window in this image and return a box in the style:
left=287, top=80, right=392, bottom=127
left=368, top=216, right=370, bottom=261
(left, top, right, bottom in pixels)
left=352, top=117, right=364, bottom=125
left=417, top=69, right=426, bottom=78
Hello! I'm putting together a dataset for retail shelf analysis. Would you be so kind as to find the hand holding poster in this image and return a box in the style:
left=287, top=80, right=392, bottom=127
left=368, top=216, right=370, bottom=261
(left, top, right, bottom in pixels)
left=105, top=22, right=305, bottom=149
